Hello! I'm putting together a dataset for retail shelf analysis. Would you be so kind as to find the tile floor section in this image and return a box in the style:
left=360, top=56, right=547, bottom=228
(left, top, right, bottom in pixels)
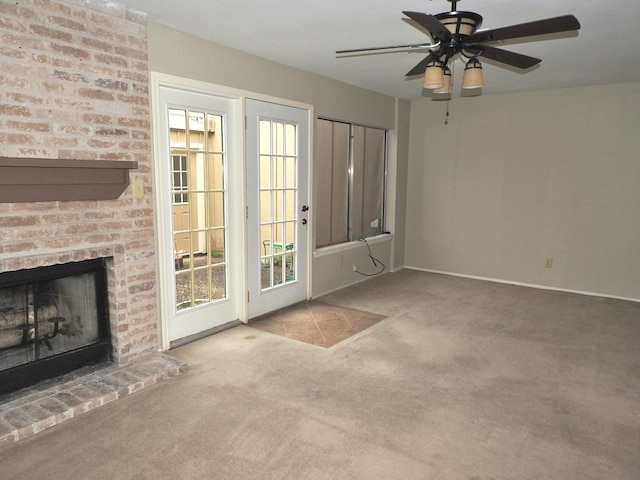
left=0, top=352, right=187, bottom=445
left=249, top=300, right=387, bottom=347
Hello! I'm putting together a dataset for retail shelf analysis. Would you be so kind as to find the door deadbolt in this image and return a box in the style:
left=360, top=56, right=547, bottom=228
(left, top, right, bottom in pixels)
left=301, top=205, right=309, bottom=212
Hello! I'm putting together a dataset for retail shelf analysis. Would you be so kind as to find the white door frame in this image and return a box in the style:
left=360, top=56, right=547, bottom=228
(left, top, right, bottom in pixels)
left=150, top=73, right=313, bottom=350
left=245, top=98, right=312, bottom=318
left=150, top=73, right=246, bottom=350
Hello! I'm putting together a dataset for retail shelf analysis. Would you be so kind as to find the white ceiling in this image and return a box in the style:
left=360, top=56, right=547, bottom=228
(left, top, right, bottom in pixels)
left=113, top=0, right=640, bottom=100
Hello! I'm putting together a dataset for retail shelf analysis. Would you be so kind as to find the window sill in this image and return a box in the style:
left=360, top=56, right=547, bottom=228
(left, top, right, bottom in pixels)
left=313, top=233, right=392, bottom=258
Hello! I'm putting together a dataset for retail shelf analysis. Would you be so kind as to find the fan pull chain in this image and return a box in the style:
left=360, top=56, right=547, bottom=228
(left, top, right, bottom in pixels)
left=444, top=60, right=454, bottom=125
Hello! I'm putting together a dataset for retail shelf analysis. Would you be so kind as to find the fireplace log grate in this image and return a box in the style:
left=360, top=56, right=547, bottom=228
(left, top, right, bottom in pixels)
left=0, top=259, right=111, bottom=395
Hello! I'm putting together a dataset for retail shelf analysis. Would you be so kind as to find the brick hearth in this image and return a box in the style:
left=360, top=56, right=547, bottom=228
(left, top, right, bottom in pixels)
left=0, top=352, right=187, bottom=445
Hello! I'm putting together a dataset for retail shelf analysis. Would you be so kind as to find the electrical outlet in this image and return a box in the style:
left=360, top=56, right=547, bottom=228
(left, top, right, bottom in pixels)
left=352, top=265, right=357, bottom=271
left=132, top=178, right=144, bottom=199
left=544, top=257, right=553, bottom=268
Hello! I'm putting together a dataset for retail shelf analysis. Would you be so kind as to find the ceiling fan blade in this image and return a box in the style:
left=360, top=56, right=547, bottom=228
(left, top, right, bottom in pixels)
left=402, top=11, right=453, bottom=42
left=465, top=45, right=541, bottom=69
left=464, top=14, right=580, bottom=44
left=405, top=52, right=439, bottom=77
left=336, top=41, right=439, bottom=56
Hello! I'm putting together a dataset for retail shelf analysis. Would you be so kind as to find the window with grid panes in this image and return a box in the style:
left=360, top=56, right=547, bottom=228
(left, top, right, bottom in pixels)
left=171, top=154, right=188, bottom=204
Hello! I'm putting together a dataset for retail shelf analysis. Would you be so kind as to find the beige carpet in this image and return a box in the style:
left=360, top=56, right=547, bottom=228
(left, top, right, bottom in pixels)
left=248, top=300, right=386, bottom=347
left=1, top=269, right=639, bottom=479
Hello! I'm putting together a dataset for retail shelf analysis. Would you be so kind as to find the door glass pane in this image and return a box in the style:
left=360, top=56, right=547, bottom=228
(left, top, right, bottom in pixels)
left=189, top=192, right=206, bottom=233
left=284, top=221, right=295, bottom=246
left=273, top=122, right=284, bottom=155
left=259, top=121, right=271, bottom=152
left=259, top=155, right=271, bottom=189
left=285, top=190, right=295, bottom=220
left=207, top=153, right=224, bottom=190
left=261, top=224, right=272, bottom=255
left=211, top=264, right=226, bottom=301
left=274, top=190, right=284, bottom=222
left=285, top=253, right=295, bottom=282
left=285, top=156, right=296, bottom=188
left=209, top=228, right=226, bottom=262
left=285, top=124, right=296, bottom=155
left=260, top=191, right=272, bottom=223
left=258, top=119, right=298, bottom=290
left=284, top=220, right=296, bottom=282
left=261, top=263, right=272, bottom=290
left=169, top=109, right=228, bottom=311
left=274, top=156, right=284, bottom=188
left=192, top=265, right=210, bottom=307
left=208, top=192, right=225, bottom=228
left=175, top=270, right=192, bottom=310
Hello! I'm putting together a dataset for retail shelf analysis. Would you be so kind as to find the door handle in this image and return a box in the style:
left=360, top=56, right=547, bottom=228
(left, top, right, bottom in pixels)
left=301, top=205, right=309, bottom=212
left=302, top=219, right=307, bottom=225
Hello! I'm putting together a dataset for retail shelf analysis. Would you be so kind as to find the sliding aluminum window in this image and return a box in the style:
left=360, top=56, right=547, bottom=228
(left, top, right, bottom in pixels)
left=315, top=118, right=386, bottom=248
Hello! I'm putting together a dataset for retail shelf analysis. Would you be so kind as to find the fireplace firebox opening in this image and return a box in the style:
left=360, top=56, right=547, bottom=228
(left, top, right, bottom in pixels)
left=0, top=258, right=111, bottom=395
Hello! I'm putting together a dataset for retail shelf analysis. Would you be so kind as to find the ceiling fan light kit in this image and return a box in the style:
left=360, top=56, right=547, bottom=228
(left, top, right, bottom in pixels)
left=462, top=57, right=484, bottom=89
left=336, top=0, right=580, bottom=99
left=432, top=65, right=453, bottom=95
left=423, top=60, right=445, bottom=89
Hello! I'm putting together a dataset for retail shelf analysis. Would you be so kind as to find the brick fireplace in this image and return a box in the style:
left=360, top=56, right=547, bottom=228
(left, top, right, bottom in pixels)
left=0, top=0, right=159, bottom=391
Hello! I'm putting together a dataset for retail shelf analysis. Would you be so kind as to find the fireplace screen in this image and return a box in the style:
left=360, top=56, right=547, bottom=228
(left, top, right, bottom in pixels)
left=0, top=259, right=110, bottom=395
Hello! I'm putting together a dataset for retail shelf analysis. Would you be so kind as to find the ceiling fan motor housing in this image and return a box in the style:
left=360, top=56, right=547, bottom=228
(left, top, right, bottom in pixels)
left=435, top=11, right=483, bottom=36
left=435, top=11, right=483, bottom=60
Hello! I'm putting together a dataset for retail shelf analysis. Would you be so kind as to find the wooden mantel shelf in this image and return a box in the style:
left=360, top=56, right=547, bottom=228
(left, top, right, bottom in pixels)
left=0, top=157, right=138, bottom=203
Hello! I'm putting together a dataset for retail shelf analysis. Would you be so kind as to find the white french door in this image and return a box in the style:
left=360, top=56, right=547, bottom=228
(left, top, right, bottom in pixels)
left=154, top=84, right=243, bottom=346
left=246, top=99, right=310, bottom=318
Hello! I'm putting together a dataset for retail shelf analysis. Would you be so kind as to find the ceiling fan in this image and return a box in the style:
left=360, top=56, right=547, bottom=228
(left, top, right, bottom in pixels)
left=336, top=0, right=581, bottom=96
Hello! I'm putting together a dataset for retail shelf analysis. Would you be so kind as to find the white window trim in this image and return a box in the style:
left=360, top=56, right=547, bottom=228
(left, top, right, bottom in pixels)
left=313, top=233, right=392, bottom=258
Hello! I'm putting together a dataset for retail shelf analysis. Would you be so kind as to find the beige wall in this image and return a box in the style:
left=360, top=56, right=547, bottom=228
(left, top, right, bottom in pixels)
left=388, top=98, right=411, bottom=269
left=148, top=23, right=638, bottom=302
left=147, top=23, right=407, bottom=298
left=406, top=82, right=640, bottom=300
left=147, top=23, right=396, bottom=129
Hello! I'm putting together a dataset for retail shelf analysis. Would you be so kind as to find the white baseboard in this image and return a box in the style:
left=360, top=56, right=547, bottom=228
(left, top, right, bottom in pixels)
left=406, top=266, right=640, bottom=304
left=312, top=265, right=407, bottom=299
